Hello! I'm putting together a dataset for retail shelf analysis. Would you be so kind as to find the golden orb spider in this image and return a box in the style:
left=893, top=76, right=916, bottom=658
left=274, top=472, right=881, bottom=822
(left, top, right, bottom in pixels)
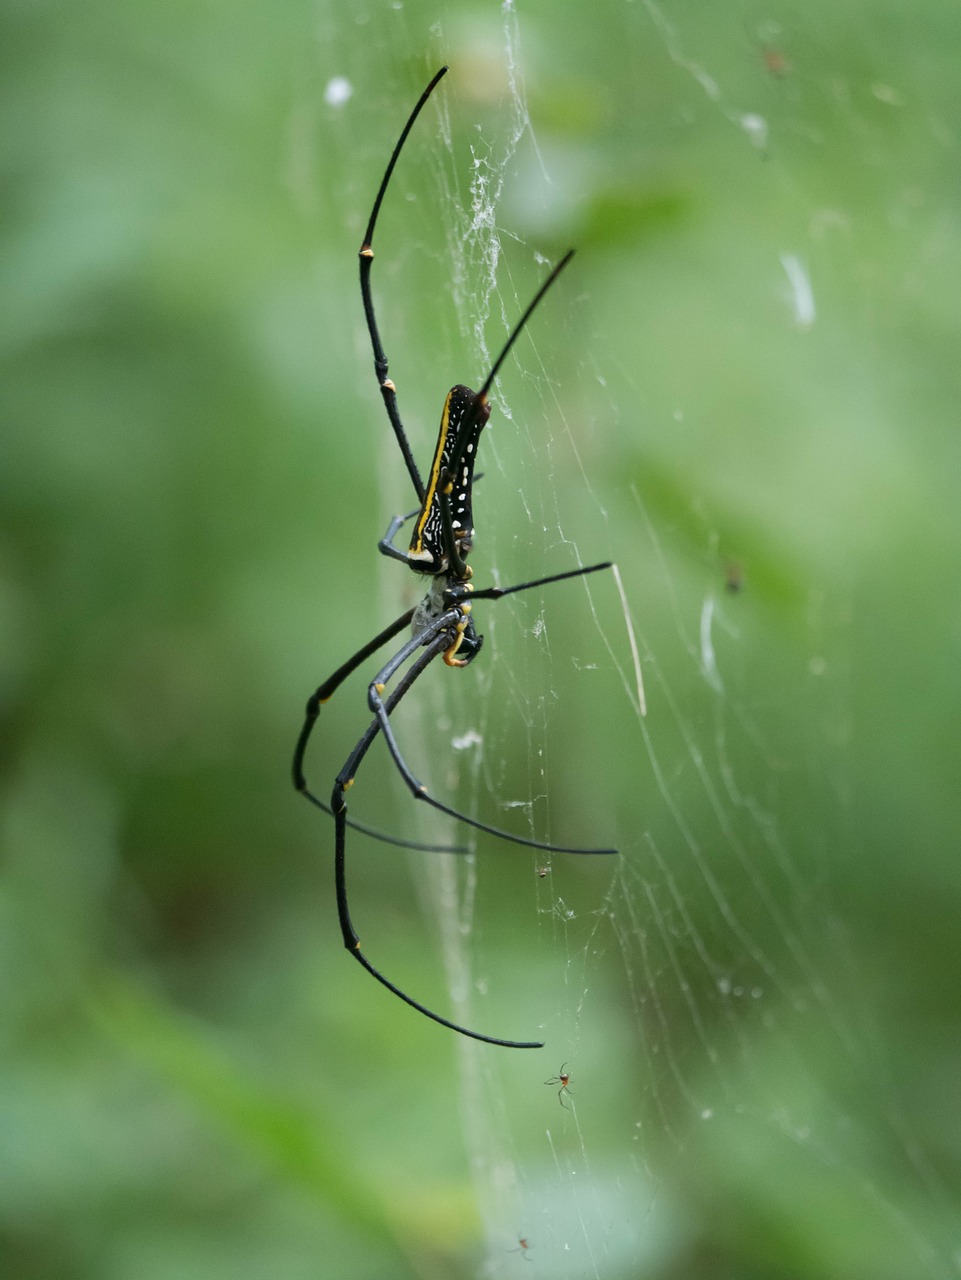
left=293, top=67, right=616, bottom=1048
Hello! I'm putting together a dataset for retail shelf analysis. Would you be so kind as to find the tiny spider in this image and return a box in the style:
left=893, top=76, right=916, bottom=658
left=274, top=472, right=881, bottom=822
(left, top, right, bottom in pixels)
left=510, top=1237, right=533, bottom=1261
left=545, top=1063, right=572, bottom=1107
left=724, top=560, right=745, bottom=593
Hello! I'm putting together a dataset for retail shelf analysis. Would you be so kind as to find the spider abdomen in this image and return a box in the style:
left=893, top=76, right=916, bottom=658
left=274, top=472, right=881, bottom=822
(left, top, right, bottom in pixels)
left=407, top=384, right=488, bottom=574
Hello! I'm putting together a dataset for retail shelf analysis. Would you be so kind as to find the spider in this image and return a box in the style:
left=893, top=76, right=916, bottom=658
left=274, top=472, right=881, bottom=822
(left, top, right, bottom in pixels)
left=293, top=66, right=616, bottom=1050
left=545, top=1063, right=572, bottom=1107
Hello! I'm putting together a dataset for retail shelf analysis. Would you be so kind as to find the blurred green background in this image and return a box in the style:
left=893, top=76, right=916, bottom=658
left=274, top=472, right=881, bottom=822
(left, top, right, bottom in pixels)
left=3, top=0, right=960, bottom=1277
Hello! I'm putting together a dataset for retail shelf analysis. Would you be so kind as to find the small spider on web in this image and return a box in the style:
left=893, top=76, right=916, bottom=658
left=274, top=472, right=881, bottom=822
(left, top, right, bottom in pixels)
left=545, top=1063, right=572, bottom=1108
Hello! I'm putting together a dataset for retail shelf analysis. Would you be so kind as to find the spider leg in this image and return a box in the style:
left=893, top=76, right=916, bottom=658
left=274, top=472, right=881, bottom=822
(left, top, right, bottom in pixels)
left=360, top=67, right=449, bottom=501
left=335, top=807, right=543, bottom=1048
left=333, top=613, right=461, bottom=792
left=332, top=628, right=543, bottom=1049
left=377, top=505, right=421, bottom=565
left=298, top=791, right=464, bottom=853
left=324, top=606, right=568, bottom=852
left=326, top=569, right=618, bottom=1043
left=293, top=606, right=468, bottom=853
left=369, top=566, right=620, bottom=854
left=465, top=560, right=614, bottom=603
left=294, top=608, right=413, bottom=791
left=474, top=252, right=575, bottom=407
left=442, top=251, right=576, bottom=518
left=373, top=679, right=616, bottom=853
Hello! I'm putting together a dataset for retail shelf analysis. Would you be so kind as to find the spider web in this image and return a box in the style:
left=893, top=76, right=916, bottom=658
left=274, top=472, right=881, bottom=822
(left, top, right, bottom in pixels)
left=315, top=3, right=956, bottom=1277
left=3, top=0, right=955, bottom=1275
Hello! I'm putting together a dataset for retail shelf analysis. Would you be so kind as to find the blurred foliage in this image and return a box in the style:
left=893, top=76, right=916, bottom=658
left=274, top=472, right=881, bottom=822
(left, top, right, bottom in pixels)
left=2, top=0, right=960, bottom=1277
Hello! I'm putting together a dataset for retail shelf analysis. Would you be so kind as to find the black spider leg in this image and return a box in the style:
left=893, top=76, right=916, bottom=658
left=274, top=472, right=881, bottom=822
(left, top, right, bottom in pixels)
left=367, top=567, right=619, bottom=856
left=293, top=608, right=468, bottom=854
left=360, top=65, right=449, bottom=502
left=377, top=505, right=421, bottom=566
left=333, top=625, right=543, bottom=1049
left=333, top=563, right=616, bottom=1046
left=475, top=251, right=576, bottom=405
left=441, top=251, right=575, bottom=579
left=466, top=561, right=612, bottom=608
